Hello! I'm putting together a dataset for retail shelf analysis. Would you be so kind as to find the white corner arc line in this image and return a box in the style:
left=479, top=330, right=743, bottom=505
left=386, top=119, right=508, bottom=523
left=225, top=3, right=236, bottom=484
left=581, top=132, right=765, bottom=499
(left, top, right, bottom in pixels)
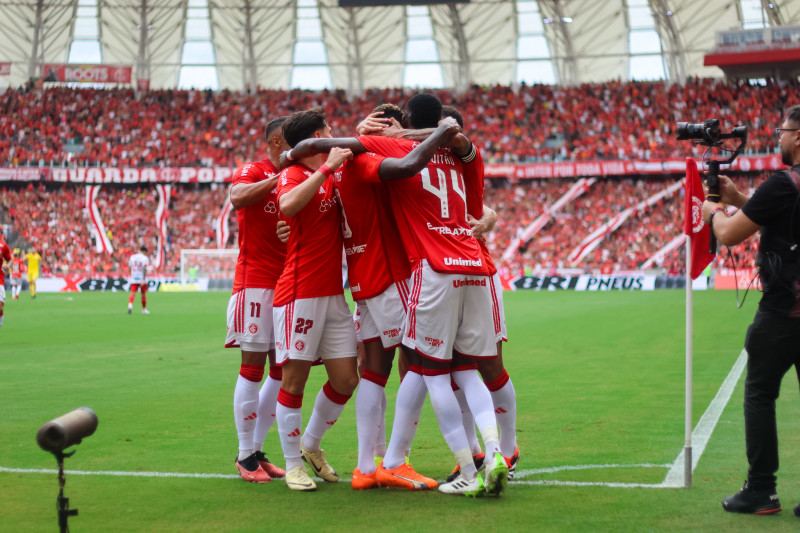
left=662, top=348, right=748, bottom=488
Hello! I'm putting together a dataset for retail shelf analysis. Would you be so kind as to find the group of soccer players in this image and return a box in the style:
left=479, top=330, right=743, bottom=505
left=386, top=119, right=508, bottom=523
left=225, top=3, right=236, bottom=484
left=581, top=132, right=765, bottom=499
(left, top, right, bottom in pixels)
left=225, top=93, right=518, bottom=497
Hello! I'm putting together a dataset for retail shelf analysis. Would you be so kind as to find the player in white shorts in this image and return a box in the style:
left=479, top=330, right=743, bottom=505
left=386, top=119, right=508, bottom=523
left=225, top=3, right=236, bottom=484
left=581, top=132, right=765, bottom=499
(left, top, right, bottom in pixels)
left=226, top=116, right=290, bottom=483
left=127, top=246, right=150, bottom=314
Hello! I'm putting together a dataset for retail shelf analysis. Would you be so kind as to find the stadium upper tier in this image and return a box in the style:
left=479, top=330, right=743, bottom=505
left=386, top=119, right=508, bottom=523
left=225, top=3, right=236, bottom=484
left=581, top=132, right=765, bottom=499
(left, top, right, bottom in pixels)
left=0, top=78, right=796, bottom=168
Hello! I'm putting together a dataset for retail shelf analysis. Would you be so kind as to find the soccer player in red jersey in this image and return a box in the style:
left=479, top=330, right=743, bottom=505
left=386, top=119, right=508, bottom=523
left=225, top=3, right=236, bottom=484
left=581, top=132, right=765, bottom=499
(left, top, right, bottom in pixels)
left=273, top=107, right=460, bottom=492
left=284, top=94, right=508, bottom=496
left=0, top=236, right=11, bottom=331
left=440, top=104, right=519, bottom=481
left=225, top=117, right=290, bottom=483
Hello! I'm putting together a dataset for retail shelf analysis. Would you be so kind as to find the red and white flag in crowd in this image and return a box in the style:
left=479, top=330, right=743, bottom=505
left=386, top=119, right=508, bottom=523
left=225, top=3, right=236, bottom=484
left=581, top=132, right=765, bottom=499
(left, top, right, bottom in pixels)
left=85, top=185, right=114, bottom=254
left=154, top=184, right=171, bottom=269
left=215, top=193, right=233, bottom=248
left=683, top=158, right=715, bottom=279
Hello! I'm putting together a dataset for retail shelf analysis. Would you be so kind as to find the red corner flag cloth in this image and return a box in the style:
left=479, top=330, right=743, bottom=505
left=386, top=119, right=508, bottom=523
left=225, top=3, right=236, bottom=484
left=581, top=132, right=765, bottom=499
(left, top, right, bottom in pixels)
left=683, top=158, right=715, bottom=279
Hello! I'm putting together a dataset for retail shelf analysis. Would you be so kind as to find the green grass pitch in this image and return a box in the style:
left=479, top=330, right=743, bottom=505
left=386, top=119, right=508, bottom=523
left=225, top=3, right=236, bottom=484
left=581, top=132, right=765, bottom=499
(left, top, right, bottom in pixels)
left=3, top=289, right=800, bottom=532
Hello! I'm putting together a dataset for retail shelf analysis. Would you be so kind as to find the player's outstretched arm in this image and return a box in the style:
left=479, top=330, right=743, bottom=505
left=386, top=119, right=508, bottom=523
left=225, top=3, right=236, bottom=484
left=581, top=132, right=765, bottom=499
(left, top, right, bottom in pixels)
left=393, top=127, right=472, bottom=158
left=280, top=147, right=353, bottom=217
left=282, top=138, right=367, bottom=167
left=377, top=118, right=461, bottom=181
left=230, top=175, right=279, bottom=210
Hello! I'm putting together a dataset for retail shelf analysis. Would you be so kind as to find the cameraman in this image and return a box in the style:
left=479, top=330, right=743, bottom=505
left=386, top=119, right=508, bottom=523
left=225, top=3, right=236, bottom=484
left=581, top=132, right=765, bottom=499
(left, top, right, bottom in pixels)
left=701, top=105, right=800, bottom=516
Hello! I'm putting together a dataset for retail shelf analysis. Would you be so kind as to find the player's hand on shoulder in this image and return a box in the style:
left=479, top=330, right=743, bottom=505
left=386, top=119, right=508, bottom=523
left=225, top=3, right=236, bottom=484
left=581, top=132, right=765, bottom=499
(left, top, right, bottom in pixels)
left=325, top=147, right=353, bottom=171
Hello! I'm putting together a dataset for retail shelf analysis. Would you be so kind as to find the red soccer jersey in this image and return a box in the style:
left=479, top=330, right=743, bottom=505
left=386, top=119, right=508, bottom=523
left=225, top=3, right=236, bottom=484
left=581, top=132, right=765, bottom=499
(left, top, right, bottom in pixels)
left=10, top=257, right=23, bottom=277
left=273, top=163, right=344, bottom=306
left=232, top=159, right=287, bottom=292
left=358, top=135, right=489, bottom=276
left=461, top=146, right=497, bottom=276
left=335, top=152, right=412, bottom=301
left=0, top=242, right=10, bottom=285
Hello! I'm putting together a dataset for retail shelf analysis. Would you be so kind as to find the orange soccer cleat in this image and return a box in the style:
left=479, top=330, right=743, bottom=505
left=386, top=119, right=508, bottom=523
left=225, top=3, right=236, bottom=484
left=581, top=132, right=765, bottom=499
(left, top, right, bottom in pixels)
left=375, top=461, right=437, bottom=490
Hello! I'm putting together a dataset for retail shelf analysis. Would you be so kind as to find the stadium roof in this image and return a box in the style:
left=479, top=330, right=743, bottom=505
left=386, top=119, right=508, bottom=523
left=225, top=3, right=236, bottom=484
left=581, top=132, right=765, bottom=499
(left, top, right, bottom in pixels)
left=0, top=0, right=798, bottom=92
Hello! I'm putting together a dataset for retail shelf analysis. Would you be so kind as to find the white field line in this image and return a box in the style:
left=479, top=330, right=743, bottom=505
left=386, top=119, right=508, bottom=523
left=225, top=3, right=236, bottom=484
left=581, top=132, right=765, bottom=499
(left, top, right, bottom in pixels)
left=1, top=350, right=747, bottom=489
left=661, top=348, right=747, bottom=488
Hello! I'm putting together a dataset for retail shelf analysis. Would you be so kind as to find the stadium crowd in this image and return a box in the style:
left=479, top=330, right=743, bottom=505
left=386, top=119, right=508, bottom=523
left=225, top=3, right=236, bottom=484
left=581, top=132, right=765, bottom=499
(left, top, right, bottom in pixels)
left=0, top=183, right=233, bottom=274
left=0, top=78, right=796, bottom=168
left=0, top=172, right=766, bottom=278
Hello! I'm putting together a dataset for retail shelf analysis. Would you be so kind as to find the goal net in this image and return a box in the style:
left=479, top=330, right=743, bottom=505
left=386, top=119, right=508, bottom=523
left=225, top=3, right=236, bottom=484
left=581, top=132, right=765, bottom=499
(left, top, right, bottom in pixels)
left=179, top=248, right=239, bottom=291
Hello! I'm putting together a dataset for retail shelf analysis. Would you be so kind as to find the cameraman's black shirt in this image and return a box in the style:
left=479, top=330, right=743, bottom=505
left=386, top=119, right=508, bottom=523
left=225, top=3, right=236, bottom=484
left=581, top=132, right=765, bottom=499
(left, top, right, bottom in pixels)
left=741, top=167, right=800, bottom=317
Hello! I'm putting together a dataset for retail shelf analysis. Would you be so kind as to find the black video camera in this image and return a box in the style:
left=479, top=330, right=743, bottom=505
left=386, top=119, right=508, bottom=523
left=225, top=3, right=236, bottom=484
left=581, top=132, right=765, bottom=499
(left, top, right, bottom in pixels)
left=676, top=118, right=748, bottom=252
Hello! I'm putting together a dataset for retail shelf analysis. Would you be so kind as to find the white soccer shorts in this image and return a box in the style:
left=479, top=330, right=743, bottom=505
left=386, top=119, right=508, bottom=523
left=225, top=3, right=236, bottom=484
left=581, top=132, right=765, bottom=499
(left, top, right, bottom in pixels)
left=225, top=288, right=275, bottom=352
left=491, top=272, right=507, bottom=343
left=0, top=285, right=5, bottom=303
left=273, top=294, right=357, bottom=365
left=355, top=279, right=410, bottom=349
left=403, top=260, right=498, bottom=361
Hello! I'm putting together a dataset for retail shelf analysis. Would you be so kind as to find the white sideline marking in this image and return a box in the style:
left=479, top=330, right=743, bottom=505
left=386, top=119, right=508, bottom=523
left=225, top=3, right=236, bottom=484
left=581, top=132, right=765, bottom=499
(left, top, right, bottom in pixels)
left=662, top=348, right=748, bottom=488
left=0, top=351, right=747, bottom=489
left=516, top=463, right=669, bottom=476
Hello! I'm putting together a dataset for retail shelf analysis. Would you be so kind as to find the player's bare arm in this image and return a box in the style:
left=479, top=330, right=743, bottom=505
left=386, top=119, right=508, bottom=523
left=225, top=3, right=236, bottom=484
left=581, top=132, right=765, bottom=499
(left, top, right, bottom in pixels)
left=279, top=147, right=353, bottom=217
left=390, top=126, right=472, bottom=158
left=468, top=205, right=498, bottom=239
left=281, top=138, right=366, bottom=168
left=377, top=118, right=461, bottom=181
left=230, top=175, right=279, bottom=210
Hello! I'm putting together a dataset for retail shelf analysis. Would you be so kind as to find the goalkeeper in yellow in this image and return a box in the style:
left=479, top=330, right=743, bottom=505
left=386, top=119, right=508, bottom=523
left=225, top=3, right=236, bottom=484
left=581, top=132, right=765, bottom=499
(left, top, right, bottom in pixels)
left=24, top=249, right=42, bottom=299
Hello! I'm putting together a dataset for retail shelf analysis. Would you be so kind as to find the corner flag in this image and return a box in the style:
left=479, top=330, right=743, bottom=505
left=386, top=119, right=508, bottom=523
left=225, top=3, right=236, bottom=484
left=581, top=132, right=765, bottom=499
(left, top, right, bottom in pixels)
left=684, top=158, right=715, bottom=279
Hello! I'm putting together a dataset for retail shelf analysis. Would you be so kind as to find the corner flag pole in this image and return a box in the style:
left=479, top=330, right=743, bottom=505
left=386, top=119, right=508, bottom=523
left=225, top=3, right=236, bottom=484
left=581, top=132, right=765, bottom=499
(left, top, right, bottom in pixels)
left=684, top=234, right=693, bottom=488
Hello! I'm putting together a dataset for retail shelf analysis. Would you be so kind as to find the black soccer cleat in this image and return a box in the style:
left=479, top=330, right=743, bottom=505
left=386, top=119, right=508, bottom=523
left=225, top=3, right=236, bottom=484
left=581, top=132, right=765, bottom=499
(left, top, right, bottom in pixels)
left=722, top=481, right=781, bottom=515
left=446, top=453, right=485, bottom=483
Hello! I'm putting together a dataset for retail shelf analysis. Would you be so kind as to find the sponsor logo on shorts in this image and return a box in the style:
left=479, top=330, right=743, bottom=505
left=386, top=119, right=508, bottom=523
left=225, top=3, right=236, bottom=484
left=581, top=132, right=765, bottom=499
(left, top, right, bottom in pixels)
left=345, top=244, right=366, bottom=256
left=276, top=341, right=283, bottom=349
left=248, top=323, right=258, bottom=334
left=444, top=257, right=482, bottom=267
left=354, top=321, right=361, bottom=331
left=295, top=340, right=305, bottom=351
left=452, top=278, right=487, bottom=288
left=425, top=336, right=444, bottom=348
left=383, top=328, right=402, bottom=338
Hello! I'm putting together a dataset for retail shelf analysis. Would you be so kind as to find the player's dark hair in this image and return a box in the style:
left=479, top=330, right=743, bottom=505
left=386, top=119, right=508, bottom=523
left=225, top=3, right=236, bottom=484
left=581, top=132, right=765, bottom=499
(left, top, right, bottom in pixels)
left=372, top=103, right=404, bottom=124
left=786, top=105, right=800, bottom=127
left=406, top=93, right=442, bottom=129
left=282, top=107, right=327, bottom=148
left=265, top=116, right=289, bottom=141
left=140, top=246, right=147, bottom=253
left=441, top=105, right=464, bottom=129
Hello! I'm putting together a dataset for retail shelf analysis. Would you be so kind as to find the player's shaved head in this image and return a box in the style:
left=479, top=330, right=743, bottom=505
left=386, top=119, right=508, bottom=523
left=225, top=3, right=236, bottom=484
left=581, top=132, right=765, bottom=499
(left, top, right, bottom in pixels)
left=405, top=93, right=442, bottom=129
left=372, top=103, right=404, bottom=124
left=282, top=107, right=328, bottom=147
left=265, top=116, right=289, bottom=142
left=441, top=105, right=464, bottom=129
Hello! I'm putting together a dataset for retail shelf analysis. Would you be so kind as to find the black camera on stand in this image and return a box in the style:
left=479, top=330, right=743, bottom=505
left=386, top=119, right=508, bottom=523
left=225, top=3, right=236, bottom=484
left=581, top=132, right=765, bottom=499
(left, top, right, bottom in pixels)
left=37, top=408, right=99, bottom=533
left=676, top=119, right=748, bottom=252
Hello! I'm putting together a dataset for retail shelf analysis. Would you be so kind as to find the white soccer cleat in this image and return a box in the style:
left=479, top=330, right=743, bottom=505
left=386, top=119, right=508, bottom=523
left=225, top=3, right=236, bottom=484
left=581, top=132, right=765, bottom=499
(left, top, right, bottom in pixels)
left=438, top=473, right=485, bottom=497
left=300, top=444, right=339, bottom=482
left=141, top=308, right=150, bottom=315
left=285, top=465, right=317, bottom=491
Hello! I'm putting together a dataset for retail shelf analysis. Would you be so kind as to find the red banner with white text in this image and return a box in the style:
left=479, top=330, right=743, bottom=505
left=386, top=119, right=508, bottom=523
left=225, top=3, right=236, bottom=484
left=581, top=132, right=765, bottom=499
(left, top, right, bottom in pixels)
left=42, top=64, right=132, bottom=84
left=0, top=154, right=787, bottom=183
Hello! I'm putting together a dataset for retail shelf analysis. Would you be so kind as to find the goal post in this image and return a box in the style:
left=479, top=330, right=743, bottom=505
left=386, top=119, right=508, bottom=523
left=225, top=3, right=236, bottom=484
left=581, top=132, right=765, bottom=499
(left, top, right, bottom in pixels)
left=179, top=248, right=239, bottom=291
